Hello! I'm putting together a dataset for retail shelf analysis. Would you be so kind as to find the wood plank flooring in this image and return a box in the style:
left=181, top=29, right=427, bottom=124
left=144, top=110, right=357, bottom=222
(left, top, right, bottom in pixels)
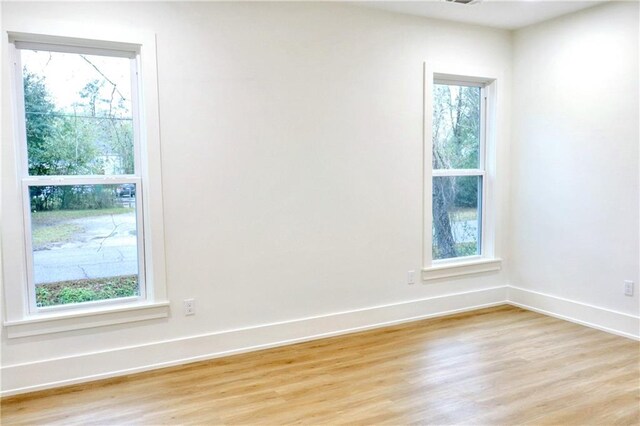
left=2, top=305, right=639, bottom=425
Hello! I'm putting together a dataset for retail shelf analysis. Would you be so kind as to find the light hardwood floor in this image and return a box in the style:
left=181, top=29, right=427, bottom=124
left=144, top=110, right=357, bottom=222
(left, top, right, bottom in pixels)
left=2, top=305, right=639, bottom=425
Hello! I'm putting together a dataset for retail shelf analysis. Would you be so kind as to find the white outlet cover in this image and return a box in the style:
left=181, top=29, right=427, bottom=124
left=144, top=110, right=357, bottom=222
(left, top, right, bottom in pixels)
left=183, top=298, right=196, bottom=315
left=624, top=280, right=634, bottom=296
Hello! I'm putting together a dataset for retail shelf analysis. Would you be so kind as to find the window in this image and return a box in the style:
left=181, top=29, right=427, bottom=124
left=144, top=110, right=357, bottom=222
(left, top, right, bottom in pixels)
left=18, top=46, right=144, bottom=311
left=432, top=81, right=484, bottom=260
left=423, top=71, right=501, bottom=280
left=3, top=32, right=168, bottom=337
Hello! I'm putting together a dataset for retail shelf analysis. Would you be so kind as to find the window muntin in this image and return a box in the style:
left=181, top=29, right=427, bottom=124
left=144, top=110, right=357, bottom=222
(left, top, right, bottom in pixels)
left=432, top=80, right=485, bottom=261
left=15, top=44, right=145, bottom=311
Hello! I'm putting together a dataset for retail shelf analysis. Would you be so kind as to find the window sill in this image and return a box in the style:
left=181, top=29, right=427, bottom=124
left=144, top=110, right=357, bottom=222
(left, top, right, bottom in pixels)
left=422, top=258, right=502, bottom=282
left=3, top=301, right=170, bottom=338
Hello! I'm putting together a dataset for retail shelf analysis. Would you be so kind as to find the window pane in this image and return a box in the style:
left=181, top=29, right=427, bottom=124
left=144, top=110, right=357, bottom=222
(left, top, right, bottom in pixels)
left=432, top=83, right=481, bottom=169
left=21, top=50, right=134, bottom=176
left=432, top=176, right=482, bottom=260
left=29, top=184, right=140, bottom=307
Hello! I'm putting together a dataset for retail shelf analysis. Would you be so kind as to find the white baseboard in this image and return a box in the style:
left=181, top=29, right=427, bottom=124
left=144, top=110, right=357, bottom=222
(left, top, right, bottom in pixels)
left=3, top=284, right=637, bottom=397
left=508, top=286, right=640, bottom=341
left=0, top=286, right=507, bottom=397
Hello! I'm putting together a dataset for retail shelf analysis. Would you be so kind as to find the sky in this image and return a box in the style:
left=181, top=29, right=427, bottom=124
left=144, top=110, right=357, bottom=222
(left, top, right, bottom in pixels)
left=21, top=49, right=133, bottom=118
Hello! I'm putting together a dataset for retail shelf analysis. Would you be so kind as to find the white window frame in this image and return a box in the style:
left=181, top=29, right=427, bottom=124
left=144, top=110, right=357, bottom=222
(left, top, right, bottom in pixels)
left=422, top=65, right=502, bottom=281
left=2, top=31, right=169, bottom=337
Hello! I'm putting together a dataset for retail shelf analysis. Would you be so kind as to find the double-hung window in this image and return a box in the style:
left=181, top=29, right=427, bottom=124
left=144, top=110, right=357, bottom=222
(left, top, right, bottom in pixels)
left=423, top=71, right=501, bottom=280
left=432, top=80, right=485, bottom=260
left=3, top=32, right=168, bottom=337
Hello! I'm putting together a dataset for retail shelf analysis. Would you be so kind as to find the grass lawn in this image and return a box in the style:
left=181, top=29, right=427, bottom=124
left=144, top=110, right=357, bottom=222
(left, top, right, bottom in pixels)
left=36, top=275, right=138, bottom=307
left=31, top=207, right=134, bottom=250
left=32, top=223, right=83, bottom=250
left=450, top=207, right=478, bottom=221
left=433, top=242, right=479, bottom=260
left=31, top=207, right=134, bottom=226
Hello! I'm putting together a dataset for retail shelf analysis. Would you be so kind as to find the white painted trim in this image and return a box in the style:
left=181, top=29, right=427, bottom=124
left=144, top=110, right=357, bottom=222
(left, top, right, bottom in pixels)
left=423, top=64, right=500, bottom=268
left=434, top=74, right=489, bottom=87
left=22, top=175, right=140, bottom=185
left=4, top=301, right=170, bottom=338
left=422, top=62, right=433, bottom=268
left=2, top=28, right=168, bottom=326
left=0, top=286, right=507, bottom=396
left=2, top=284, right=638, bottom=397
left=422, top=258, right=502, bottom=281
left=8, top=32, right=140, bottom=57
left=508, top=286, right=640, bottom=341
left=432, top=169, right=484, bottom=177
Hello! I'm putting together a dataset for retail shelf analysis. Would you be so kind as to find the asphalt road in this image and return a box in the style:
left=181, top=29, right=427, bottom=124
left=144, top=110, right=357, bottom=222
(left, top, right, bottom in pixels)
left=33, top=212, right=139, bottom=284
left=34, top=245, right=138, bottom=284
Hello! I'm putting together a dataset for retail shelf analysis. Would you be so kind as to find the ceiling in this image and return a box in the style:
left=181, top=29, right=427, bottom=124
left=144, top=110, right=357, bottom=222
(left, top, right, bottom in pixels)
left=355, top=0, right=606, bottom=30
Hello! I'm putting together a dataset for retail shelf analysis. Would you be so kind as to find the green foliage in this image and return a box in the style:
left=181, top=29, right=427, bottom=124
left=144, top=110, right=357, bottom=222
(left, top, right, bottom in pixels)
left=35, top=286, right=50, bottom=305
left=57, top=287, right=97, bottom=304
left=23, top=73, right=58, bottom=176
left=30, top=185, right=120, bottom=212
left=433, top=84, right=481, bottom=208
left=455, top=242, right=478, bottom=257
left=36, top=275, right=138, bottom=307
left=24, top=72, right=104, bottom=177
left=432, top=84, right=483, bottom=259
left=432, top=242, right=478, bottom=260
left=23, top=66, right=134, bottom=212
left=432, top=84, right=481, bottom=170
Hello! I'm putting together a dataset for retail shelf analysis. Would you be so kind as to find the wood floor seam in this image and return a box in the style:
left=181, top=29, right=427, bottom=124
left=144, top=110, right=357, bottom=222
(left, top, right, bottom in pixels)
left=2, top=305, right=639, bottom=425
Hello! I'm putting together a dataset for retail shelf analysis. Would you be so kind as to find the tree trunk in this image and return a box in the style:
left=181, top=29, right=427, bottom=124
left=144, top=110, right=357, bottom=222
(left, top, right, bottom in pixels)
left=432, top=149, right=457, bottom=258
left=431, top=85, right=463, bottom=259
left=432, top=175, right=457, bottom=259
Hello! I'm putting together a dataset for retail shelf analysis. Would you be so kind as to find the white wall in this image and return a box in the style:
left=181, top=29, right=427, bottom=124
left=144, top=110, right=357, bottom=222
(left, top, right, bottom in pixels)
left=510, top=2, right=639, bottom=316
left=0, top=2, right=512, bottom=394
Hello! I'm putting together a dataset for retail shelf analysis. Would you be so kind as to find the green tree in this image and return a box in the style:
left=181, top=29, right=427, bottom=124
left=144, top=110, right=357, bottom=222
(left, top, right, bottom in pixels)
left=432, top=84, right=481, bottom=259
left=24, top=72, right=116, bottom=211
left=23, top=72, right=60, bottom=210
left=24, top=72, right=104, bottom=177
left=23, top=72, right=58, bottom=177
left=78, top=78, right=134, bottom=175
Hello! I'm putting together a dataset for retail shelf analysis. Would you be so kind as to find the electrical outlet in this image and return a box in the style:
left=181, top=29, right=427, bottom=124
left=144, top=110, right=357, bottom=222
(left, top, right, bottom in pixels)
left=183, top=298, right=196, bottom=315
left=408, top=270, right=415, bottom=285
left=624, top=281, right=634, bottom=297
